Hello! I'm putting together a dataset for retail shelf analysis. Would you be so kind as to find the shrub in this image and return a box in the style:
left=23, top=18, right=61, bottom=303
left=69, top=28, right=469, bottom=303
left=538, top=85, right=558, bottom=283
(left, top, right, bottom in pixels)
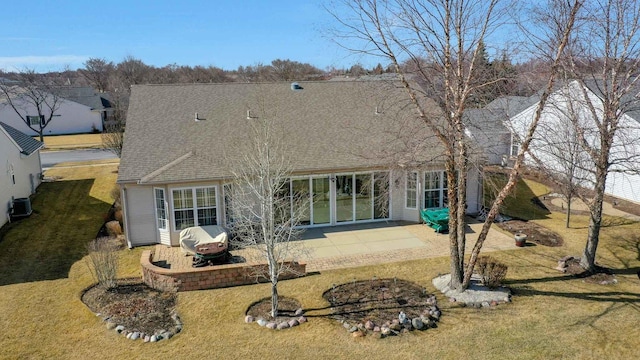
left=110, top=185, right=121, bottom=207
left=476, top=256, right=508, bottom=288
left=87, top=237, right=120, bottom=289
left=105, top=220, right=123, bottom=236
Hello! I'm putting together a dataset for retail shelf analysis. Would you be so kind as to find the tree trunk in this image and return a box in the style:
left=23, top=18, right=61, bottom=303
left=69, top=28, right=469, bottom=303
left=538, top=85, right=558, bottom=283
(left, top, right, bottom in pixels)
left=565, top=195, right=572, bottom=228
left=580, top=172, right=606, bottom=272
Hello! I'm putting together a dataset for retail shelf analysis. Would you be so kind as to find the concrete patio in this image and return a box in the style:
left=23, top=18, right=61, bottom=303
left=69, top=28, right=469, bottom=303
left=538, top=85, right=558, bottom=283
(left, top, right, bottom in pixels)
left=151, top=220, right=518, bottom=273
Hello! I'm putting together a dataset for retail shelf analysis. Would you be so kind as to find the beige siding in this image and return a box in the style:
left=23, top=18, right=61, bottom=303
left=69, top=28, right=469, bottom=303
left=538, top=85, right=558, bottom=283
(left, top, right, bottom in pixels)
left=122, top=184, right=157, bottom=246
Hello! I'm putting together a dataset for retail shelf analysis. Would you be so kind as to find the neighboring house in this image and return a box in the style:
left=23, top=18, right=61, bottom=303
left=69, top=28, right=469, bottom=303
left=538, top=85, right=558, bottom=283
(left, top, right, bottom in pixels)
left=0, top=122, right=44, bottom=228
left=504, top=80, right=640, bottom=204
left=464, top=95, right=538, bottom=166
left=117, top=81, right=483, bottom=248
left=0, top=86, right=111, bottom=136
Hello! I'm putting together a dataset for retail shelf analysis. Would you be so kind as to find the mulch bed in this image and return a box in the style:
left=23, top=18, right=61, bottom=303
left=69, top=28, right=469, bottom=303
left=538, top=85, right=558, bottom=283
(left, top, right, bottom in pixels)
left=82, top=278, right=177, bottom=334
left=496, top=219, right=564, bottom=247
left=563, top=258, right=617, bottom=285
left=322, top=278, right=439, bottom=332
left=246, top=296, right=302, bottom=324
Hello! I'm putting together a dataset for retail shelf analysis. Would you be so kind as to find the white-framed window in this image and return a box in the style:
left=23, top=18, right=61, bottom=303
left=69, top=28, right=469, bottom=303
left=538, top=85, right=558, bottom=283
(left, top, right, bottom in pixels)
left=510, top=134, right=520, bottom=157
left=405, top=171, right=418, bottom=209
left=154, top=188, right=167, bottom=231
left=27, top=115, right=42, bottom=126
left=171, top=186, right=217, bottom=231
left=424, top=171, right=446, bottom=208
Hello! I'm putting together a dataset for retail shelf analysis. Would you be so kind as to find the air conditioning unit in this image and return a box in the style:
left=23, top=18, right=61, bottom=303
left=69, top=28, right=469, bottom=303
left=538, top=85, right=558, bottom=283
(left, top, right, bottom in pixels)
left=11, top=198, right=32, bottom=219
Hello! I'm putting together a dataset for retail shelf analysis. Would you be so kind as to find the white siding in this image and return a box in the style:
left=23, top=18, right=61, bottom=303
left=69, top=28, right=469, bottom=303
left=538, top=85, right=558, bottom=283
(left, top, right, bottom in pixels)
left=606, top=172, right=640, bottom=204
left=0, top=96, right=103, bottom=136
left=0, top=133, right=42, bottom=228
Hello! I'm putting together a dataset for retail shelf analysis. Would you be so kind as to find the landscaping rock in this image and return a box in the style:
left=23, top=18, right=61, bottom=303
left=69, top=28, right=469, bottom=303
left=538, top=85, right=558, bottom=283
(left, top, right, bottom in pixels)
left=130, top=332, right=140, bottom=340
left=411, top=317, right=425, bottom=330
left=389, top=321, right=402, bottom=331
left=288, top=319, right=299, bottom=327
left=294, top=308, right=304, bottom=316
left=115, top=325, right=125, bottom=333
left=245, top=315, right=254, bottom=323
left=373, top=326, right=381, bottom=332
left=343, top=322, right=351, bottom=329
left=365, top=320, right=375, bottom=330
left=277, top=322, right=290, bottom=330
left=163, top=331, right=173, bottom=340
left=150, top=335, right=158, bottom=342
left=349, top=326, right=359, bottom=333
left=380, top=326, right=391, bottom=336
left=482, top=301, right=490, bottom=308
left=144, top=335, right=150, bottom=342
left=257, top=319, right=267, bottom=327
left=352, top=330, right=365, bottom=337
left=106, top=321, right=117, bottom=330
left=266, top=322, right=277, bottom=330
left=297, top=316, right=307, bottom=324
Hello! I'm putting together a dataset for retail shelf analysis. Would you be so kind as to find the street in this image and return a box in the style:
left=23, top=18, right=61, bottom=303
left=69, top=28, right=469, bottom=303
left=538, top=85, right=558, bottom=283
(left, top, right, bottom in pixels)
left=41, top=149, right=118, bottom=169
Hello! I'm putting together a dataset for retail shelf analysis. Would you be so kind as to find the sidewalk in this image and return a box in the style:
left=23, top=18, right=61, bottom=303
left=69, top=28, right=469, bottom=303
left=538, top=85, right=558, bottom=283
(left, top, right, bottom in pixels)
left=152, top=221, right=516, bottom=273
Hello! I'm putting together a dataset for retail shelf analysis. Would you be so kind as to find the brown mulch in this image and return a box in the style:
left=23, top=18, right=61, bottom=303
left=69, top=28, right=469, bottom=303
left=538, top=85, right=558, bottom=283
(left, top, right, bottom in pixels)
left=82, top=278, right=177, bottom=334
left=496, top=219, right=564, bottom=247
left=563, top=258, right=617, bottom=285
left=246, top=296, right=302, bottom=324
left=322, top=278, right=437, bottom=327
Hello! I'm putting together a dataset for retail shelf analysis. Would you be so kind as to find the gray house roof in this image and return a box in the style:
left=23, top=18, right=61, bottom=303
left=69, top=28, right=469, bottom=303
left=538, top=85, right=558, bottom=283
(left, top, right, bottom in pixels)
left=49, top=86, right=112, bottom=111
left=118, top=81, right=444, bottom=184
left=0, top=121, right=44, bottom=155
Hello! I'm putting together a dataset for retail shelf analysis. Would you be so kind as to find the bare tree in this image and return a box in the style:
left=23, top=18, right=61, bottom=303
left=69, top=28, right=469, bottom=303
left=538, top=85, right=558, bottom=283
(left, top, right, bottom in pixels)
left=225, top=100, right=306, bottom=318
left=554, top=0, right=640, bottom=271
left=80, top=58, right=115, bottom=93
left=0, top=70, right=65, bottom=142
left=329, top=0, right=581, bottom=290
left=526, top=83, right=592, bottom=228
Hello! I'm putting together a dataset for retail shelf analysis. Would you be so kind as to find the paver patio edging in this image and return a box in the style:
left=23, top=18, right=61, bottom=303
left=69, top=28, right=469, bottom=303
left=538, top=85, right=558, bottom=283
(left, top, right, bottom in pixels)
left=141, top=250, right=306, bottom=292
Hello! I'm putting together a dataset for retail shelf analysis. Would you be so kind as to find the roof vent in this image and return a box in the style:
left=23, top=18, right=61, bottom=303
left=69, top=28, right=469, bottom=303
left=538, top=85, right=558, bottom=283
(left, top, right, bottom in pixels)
left=194, top=112, right=206, bottom=122
left=291, top=82, right=303, bottom=91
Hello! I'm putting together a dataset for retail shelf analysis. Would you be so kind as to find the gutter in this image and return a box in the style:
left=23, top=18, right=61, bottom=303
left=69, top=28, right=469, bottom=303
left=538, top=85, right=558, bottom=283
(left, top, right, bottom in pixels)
left=121, top=186, right=133, bottom=249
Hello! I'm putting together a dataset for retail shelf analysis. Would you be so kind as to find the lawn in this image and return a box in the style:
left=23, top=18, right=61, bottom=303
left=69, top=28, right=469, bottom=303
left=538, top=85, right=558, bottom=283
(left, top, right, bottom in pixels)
left=0, top=166, right=638, bottom=359
left=38, top=133, right=103, bottom=149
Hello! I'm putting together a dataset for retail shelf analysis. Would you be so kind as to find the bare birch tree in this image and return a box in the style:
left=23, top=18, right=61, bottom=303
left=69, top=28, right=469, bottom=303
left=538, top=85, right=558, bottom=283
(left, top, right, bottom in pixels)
left=329, top=0, right=581, bottom=290
left=0, top=70, right=65, bottom=142
left=551, top=0, right=640, bottom=271
left=225, top=101, right=306, bottom=318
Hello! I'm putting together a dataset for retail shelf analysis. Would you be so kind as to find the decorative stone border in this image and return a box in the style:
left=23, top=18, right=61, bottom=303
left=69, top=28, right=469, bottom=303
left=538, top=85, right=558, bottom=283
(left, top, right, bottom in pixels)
left=244, top=308, right=307, bottom=330
left=334, top=302, right=441, bottom=338
left=98, top=311, right=182, bottom=343
left=140, top=250, right=306, bottom=292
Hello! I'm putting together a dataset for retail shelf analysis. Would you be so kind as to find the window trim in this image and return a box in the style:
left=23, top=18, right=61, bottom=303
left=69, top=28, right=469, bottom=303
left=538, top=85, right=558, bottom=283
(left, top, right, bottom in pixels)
left=154, top=187, right=167, bottom=231
left=405, top=171, right=418, bottom=209
left=170, top=185, right=218, bottom=232
left=424, top=170, right=446, bottom=209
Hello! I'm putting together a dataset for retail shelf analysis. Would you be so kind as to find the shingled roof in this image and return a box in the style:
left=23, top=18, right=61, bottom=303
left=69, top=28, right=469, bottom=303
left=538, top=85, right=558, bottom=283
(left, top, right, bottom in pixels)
left=0, top=121, right=43, bottom=155
left=118, top=81, right=444, bottom=184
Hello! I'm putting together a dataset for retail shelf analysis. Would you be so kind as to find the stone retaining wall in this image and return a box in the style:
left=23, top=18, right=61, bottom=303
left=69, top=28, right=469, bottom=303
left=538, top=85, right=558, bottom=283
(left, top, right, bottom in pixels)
left=140, top=251, right=306, bottom=292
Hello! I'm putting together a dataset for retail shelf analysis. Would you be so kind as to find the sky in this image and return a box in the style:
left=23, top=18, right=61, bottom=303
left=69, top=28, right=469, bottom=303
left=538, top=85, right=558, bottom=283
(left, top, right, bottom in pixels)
left=0, top=0, right=377, bottom=73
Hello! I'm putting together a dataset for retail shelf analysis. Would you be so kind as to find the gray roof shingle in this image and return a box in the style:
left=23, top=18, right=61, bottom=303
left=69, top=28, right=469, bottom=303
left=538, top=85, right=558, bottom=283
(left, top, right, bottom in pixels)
left=0, top=121, right=44, bottom=155
left=118, top=81, right=444, bottom=184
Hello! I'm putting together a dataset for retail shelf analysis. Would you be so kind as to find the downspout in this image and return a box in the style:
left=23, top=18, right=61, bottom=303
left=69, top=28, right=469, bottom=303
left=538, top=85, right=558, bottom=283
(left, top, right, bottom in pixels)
left=121, top=185, right=133, bottom=249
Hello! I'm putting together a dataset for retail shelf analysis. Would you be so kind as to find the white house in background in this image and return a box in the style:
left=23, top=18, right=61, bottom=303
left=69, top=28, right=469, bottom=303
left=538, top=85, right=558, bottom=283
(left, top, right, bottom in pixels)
left=117, top=81, right=484, bottom=248
left=0, top=86, right=111, bottom=136
left=505, top=80, right=640, bottom=204
left=0, top=122, right=44, bottom=228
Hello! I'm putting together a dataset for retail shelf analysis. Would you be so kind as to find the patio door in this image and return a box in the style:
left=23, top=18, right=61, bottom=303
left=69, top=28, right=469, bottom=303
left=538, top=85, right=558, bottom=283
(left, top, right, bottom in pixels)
left=154, top=187, right=170, bottom=245
left=312, top=176, right=331, bottom=225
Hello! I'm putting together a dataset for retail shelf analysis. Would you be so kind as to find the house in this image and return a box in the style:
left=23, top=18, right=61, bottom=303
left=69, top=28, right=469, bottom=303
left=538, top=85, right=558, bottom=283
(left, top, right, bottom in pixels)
left=0, top=86, right=111, bottom=136
left=503, top=80, right=640, bottom=204
left=0, top=122, right=44, bottom=228
left=117, top=81, right=483, bottom=248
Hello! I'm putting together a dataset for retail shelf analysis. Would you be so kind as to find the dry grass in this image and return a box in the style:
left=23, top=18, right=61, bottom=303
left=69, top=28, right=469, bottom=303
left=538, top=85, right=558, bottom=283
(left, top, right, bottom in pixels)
left=39, top=134, right=103, bottom=149
left=0, top=166, right=639, bottom=359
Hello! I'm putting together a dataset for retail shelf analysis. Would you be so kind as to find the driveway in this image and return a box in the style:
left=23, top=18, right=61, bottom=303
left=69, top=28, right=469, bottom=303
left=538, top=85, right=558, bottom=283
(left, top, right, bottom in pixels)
left=41, top=149, right=118, bottom=169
